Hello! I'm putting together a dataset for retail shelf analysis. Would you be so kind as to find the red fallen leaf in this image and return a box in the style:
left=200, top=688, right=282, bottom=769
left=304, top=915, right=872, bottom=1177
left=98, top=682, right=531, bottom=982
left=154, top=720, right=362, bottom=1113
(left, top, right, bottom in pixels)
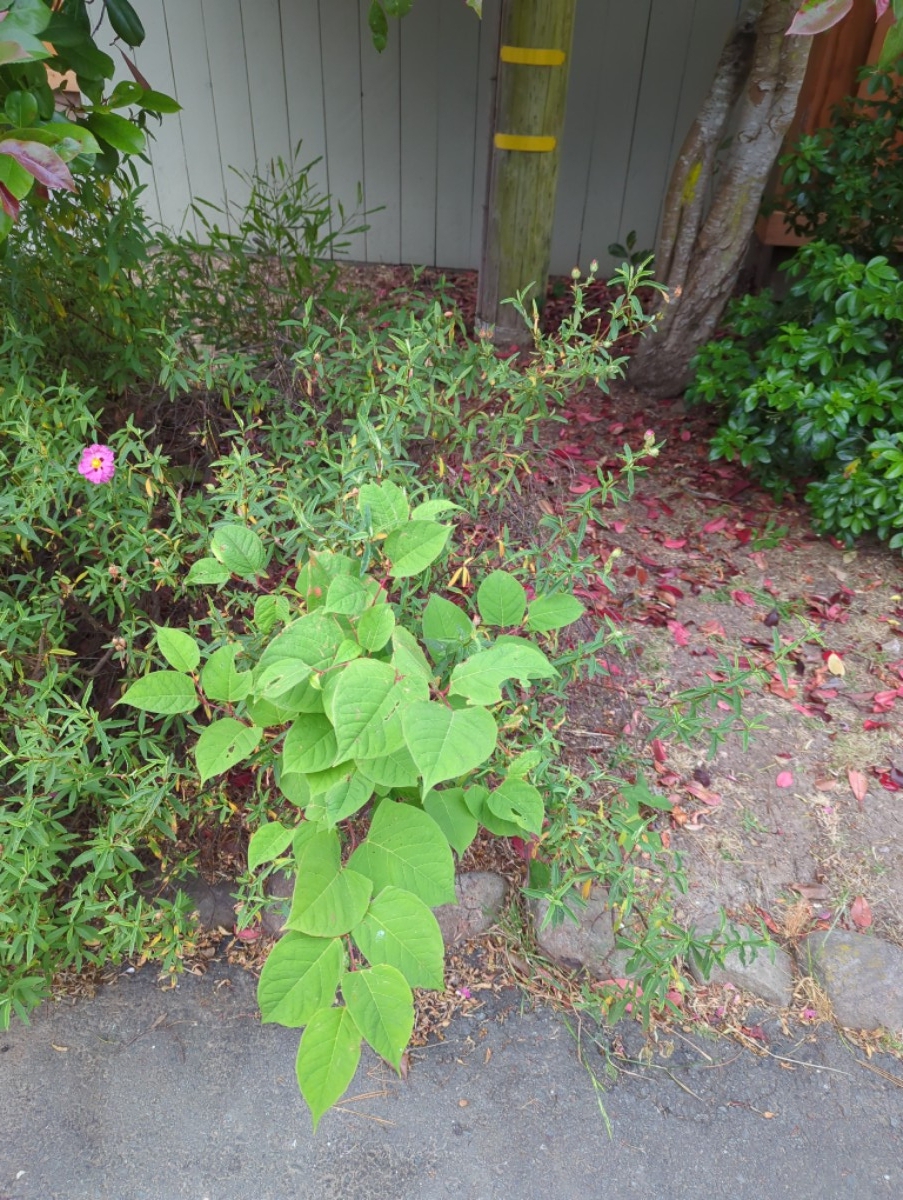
left=847, top=768, right=868, bottom=809
left=876, top=769, right=902, bottom=792
left=234, top=924, right=261, bottom=942
left=510, top=835, right=540, bottom=860
left=740, top=1025, right=768, bottom=1042
left=731, top=589, right=756, bottom=607
left=703, top=516, right=728, bottom=534
left=700, top=619, right=727, bottom=638
left=684, top=781, right=722, bottom=806
left=651, top=738, right=667, bottom=763
left=734, top=527, right=752, bottom=545
left=568, top=480, right=594, bottom=495
left=872, top=690, right=900, bottom=712
left=753, top=906, right=782, bottom=935
left=611, top=519, right=627, bottom=533
left=748, top=551, right=768, bottom=570
left=850, top=895, right=873, bottom=930
left=667, top=619, right=691, bottom=646
left=776, top=770, right=794, bottom=788
left=654, top=769, right=681, bottom=787
left=662, top=537, right=687, bottom=549
left=792, top=702, right=828, bottom=719
left=769, top=679, right=798, bottom=700
left=863, top=719, right=890, bottom=732
left=680, top=429, right=692, bottom=441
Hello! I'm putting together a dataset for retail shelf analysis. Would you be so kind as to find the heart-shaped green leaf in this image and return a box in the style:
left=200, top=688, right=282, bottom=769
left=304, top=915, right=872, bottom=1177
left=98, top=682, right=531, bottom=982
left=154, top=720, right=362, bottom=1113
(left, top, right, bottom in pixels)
left=352, top=885, right=445, bottom=989
left=287, top=829, right=372, bottom=937
left=258, top=932, right=344, bottom=1027
left=401, top=701, right=497, bottom=793
left=296, top=1006, right=361, bottom=1131
left=341, top=964, right=413, bottom=1070
left=348, top=800, right=455, bottom=906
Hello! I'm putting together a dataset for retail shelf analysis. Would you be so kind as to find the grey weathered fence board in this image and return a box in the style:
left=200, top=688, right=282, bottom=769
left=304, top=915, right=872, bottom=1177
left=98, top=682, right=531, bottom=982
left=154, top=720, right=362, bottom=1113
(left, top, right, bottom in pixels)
left=565, top=1, right=654, bottom=269
left=319, top=0, right=367, bottom=261
left=201, top=0, right=260, bottom=226
left=165, top=0, right=227, bottom=228
left=399, top=1, right=441, bottom=267
left=131, top=0, right=737, bottom=273
left=136, top=0, right=195, bottom=235
left=360, top=12, right=402, bottom=263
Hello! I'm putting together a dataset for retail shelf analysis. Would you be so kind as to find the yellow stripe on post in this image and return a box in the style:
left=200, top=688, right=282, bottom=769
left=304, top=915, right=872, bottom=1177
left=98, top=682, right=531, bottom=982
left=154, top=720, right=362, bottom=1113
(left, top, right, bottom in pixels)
left=499, top=45, right=566, bottom=67
left=494, top=133, right=557, bottom=153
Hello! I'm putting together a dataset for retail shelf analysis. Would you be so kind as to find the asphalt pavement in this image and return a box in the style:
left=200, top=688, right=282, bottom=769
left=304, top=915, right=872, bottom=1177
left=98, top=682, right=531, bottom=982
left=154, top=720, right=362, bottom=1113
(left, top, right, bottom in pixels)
left=1, top=959, right=901, bottom=1200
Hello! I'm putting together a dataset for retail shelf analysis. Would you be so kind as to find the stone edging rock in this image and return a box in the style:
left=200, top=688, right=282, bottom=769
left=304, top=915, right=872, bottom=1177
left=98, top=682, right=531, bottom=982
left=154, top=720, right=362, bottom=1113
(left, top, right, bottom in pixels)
left=173, top=870, right=903, bottom=1037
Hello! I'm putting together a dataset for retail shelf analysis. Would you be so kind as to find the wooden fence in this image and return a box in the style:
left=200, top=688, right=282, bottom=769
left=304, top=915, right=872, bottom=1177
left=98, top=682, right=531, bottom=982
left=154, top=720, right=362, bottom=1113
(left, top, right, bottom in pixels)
left=131, top=0, right=742, bottom=273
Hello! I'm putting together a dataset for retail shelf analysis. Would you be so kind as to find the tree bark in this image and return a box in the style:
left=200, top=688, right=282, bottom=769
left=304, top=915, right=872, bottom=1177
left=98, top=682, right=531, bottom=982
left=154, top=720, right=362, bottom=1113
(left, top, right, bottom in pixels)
left=629, top=0, right=812, bottom=397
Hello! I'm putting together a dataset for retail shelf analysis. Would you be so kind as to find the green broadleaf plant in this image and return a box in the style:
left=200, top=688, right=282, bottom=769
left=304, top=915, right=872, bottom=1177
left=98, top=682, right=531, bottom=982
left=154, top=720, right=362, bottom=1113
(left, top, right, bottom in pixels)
left=118, top=480, right=584, bottom=1127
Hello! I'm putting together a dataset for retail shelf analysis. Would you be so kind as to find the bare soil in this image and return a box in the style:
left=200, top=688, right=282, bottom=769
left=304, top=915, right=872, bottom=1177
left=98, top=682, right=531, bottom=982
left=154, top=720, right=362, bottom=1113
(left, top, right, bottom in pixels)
left=530, top=376, right=903, bottom=951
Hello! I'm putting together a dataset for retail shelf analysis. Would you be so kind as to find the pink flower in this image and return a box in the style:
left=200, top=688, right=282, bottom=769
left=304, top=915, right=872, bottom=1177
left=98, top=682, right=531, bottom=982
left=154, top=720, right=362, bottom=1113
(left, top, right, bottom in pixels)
left=78, top=443, right=115, bottom=485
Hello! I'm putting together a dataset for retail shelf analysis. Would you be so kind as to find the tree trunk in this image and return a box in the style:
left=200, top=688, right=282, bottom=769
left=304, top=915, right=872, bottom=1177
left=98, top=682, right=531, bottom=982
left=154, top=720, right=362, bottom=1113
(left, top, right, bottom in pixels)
left=475, top=0, right=577, bottom=344
left=629, top=0, right=812, bottom=397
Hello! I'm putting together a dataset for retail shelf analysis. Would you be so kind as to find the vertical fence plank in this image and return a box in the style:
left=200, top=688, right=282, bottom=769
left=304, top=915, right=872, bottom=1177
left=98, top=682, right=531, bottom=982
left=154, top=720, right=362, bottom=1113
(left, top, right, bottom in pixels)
left=360, top=5, right=401, bottom=263
left=616, top=0, right=696, bottom=258
left=434, top=0, right=482, bottom=269
left=279, top=0, right=329, bottom=198
left=201, top=0, right=257, bottom=224
left=469, top=0, right=502, bottom=267
left=135, top=0, right=195, bottom=234
left=163, top=0, right=227, bottom=223
left=240, top=0, right=291, bottom=168
left=550, top=0, right=609, bottom=274
left=320, top=0, right=367, bottom=259
left=564, top=1, right=651, bottom=272
left=399, top=0, right=440, bottom=266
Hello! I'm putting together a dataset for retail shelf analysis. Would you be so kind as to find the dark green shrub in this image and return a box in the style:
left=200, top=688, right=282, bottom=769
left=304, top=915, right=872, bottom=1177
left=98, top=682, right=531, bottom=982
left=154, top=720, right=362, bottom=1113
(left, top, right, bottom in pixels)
left=688, top=241, right=903, bottom=550
left=0, top=168, right=171, bottom=394
left=778, top=58, right=903, bottom=263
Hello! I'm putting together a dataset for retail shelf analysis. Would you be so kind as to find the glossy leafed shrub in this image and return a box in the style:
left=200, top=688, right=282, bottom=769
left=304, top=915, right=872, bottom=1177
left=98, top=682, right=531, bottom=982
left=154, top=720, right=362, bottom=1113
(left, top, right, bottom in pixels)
left=688, top=242, right=903, bottom=550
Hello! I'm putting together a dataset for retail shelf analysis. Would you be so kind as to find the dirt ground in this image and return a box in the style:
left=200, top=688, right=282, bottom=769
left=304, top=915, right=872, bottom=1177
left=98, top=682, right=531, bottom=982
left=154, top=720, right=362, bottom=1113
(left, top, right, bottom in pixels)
left=529, top=376, right=903, bottom=952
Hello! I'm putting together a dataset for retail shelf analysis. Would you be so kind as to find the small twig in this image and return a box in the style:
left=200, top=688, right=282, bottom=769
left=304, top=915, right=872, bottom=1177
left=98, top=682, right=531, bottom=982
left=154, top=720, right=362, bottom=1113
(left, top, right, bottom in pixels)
left=760, top=1049, right=852, bottom=1076
left=670, top=1028, right=715, bottom=1063
left=332, top=1108, right=396, bottom=1126
left=856, top=1059, right=903, bottom=1089
left=664, top=1068, right=705, bottom=1101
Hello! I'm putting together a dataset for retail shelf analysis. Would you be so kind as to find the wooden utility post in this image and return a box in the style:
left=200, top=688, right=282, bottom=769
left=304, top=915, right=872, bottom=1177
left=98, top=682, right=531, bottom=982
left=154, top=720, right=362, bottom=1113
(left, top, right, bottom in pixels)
left=475, top=0, right=577, bottom=344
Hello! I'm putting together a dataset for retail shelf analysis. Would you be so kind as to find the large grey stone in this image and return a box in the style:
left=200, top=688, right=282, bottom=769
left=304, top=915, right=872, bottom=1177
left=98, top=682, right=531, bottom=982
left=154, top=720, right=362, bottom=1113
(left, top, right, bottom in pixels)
left=159, top=873, right=236, bottom=932
left=433, top=871, right=507, bottom=946
left=261, top=869, right=293, bottom=938
left=805, top=930, right=903, bottom=1032
left=528, top=887, right=616, bottom=976
left=689, top=922, right=794, bottom=1007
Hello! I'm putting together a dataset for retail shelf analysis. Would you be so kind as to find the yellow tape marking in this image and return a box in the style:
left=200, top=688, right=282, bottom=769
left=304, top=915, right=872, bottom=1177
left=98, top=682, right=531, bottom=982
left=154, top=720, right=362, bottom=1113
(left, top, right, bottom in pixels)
left=500, top=45, right=566, bottom=66
left=494, top=133, right=557, bottom=153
